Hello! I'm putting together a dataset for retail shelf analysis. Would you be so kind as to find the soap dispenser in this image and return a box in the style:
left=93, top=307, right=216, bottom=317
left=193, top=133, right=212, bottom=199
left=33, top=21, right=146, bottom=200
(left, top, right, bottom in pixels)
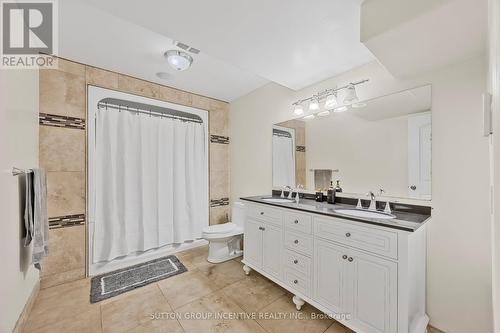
left=334, top=180, right=343, bottom=193
left=327, top=181, right=336, bottom=204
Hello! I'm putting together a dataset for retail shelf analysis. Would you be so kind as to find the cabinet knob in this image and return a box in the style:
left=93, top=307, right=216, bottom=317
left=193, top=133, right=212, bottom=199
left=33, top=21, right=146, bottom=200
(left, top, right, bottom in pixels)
left=294, top=219, right=299, bottom=224
left=293, top=279, right=298, bottom=284
left=348, top=257, right=354, bottom=262
left=342, top=255, right=348, bottom=260
left=294, top=239, right=299, bottom=244
left=345, top=232, right=351, bottom=237
left=293, top=259, right=298, bottom=264
left=260, top=212, right=264, bottom=215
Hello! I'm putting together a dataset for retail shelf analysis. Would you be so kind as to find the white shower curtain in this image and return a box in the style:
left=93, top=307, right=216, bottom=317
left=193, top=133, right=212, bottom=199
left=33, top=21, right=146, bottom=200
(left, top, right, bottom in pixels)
left=93, top=109, right=207, bottom=263
left=272, top=135, right=295, bottom=188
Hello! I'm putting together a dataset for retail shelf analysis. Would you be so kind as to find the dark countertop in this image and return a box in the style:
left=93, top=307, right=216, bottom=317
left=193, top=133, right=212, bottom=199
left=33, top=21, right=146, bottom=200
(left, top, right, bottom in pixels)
left=240, top=195, right=431, bottom=232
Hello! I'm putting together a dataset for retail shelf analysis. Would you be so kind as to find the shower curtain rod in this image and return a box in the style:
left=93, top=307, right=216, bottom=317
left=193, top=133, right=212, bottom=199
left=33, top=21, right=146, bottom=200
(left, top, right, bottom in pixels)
left=97, top=97, right=203, bottom=123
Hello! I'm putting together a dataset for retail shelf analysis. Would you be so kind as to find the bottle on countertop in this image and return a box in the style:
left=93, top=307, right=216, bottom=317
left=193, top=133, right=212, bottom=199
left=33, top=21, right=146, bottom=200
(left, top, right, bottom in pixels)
left=327, top=181, right=336, bottom=204
left=335, top=180, right=343, bottom=192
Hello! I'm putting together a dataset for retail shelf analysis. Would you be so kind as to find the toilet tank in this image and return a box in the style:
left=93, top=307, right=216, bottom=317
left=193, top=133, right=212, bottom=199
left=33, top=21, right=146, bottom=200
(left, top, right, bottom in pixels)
left=231, top=201, right=245, bottom=228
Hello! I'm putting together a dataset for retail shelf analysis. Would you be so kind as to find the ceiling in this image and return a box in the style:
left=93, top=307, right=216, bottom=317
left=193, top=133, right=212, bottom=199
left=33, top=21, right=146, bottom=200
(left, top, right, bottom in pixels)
left=58, top=1, right=268, bottom=102
left=59, top=0, right=374, bottom=101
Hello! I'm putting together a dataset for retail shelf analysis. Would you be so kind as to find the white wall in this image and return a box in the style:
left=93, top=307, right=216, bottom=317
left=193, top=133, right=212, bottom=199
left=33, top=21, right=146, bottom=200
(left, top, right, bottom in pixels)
left=230, top=56, right=492, bottom=333
left=0, top=70, right=40, bottom=333
left=305, top=112, right=409, bottom=197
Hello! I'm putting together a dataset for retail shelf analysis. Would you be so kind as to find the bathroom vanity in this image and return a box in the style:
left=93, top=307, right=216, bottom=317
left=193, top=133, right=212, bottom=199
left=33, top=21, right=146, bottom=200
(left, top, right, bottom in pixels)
left=240, top=196, right=431, bottom=333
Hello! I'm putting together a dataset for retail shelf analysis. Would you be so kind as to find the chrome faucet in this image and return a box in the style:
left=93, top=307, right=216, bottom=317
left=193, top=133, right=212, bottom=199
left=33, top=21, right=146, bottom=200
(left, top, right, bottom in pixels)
left=366, top=191, right=377, bottom=211
left=294, top=184, right=304, bottom=204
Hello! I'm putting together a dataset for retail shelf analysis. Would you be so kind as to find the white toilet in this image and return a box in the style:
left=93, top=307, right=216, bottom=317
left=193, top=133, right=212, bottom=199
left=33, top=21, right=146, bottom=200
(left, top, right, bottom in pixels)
left=202, top=201, right=245, bottom=263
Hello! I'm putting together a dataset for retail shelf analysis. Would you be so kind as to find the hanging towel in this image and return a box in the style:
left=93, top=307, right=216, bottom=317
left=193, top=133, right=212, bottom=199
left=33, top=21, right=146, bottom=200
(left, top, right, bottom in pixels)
left=24, top=168, right=49, bottom=270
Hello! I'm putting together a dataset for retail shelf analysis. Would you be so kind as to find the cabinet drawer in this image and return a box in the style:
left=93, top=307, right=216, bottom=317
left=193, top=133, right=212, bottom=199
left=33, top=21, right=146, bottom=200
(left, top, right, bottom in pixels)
left=284, top=268, right=310, bottom=297
left=314, top=216, right=398, bottom=259
left=284, top=249, right=311, bottom=277
left=285, top=231, right=313, bottom=256
left=247, top=204, right=282, bottom=226
left=284, top=212, right=312, bottom=234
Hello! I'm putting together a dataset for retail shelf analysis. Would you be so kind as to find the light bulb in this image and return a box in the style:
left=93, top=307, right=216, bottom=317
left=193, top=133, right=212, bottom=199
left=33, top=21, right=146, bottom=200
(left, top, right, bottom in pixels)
left=309, top=100, right=319, bottom=111
left=343, top=85, right=358, bottom=104
left=293, top=104, right=304, bottom=115
left=324, top=94, right=338, bottom=109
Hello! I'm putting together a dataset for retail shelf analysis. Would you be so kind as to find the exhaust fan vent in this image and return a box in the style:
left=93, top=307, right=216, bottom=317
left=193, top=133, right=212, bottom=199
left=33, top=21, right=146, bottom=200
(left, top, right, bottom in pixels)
left=173, top=41, right=200, bottom=54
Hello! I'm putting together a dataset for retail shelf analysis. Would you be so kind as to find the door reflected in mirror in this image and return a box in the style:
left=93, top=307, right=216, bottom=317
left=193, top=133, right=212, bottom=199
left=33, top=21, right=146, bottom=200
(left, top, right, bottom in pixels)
left=272, top=85, right=432, bottom=200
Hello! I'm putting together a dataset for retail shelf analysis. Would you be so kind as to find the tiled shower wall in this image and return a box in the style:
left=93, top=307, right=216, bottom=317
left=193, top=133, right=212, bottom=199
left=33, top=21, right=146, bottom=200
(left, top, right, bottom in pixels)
left=39, top=58, right=230, bottom=288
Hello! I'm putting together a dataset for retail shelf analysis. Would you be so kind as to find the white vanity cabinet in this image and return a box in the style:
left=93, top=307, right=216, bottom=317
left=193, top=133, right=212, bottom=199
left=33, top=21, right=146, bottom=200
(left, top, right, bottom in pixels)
left=242, top=202, right=429, bottom=333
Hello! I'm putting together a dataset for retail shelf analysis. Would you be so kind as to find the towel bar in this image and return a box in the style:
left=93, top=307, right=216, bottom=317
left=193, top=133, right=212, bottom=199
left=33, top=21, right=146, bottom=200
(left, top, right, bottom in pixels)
left=12, top=167, right=33, bottom=176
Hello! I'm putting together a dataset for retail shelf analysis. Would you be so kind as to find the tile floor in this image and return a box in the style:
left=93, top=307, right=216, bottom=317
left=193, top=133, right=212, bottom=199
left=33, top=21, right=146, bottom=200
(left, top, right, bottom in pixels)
left=22, top=245, right=356, bottom=333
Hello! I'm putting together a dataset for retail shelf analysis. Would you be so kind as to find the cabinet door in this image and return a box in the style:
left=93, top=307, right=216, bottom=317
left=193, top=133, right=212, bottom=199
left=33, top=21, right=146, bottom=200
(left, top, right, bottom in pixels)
left=244, top=219, right=263, bottom=268
left=346, top=249, right=397, bottom=333
left=314, top=239, right=348, bottom=314
left=262, top=223, right=283, bottom=279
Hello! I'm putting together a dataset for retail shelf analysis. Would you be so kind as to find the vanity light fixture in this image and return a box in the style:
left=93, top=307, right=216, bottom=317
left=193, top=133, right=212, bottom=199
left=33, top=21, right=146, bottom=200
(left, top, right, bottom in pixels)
left=303, top=114, right=315, bottom=120
left=164, top=50, right=193, bottom=71
left=343, top=84, right=359, bottom=104
left=324, top=94, right=338, bottom=109
left=317, top=110, right=330, bottom=117
left=293, top=104, right=304, bottom=115
left=333, top=106, right=349, bottom=113
left=290, top=79, right=368, bottom=116
left=309, top=99, right=320, bottom=111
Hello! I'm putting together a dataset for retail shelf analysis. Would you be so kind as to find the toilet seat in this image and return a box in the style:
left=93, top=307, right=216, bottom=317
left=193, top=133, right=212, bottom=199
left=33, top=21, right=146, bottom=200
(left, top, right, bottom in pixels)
left=202, top=222, right=243, bottom=239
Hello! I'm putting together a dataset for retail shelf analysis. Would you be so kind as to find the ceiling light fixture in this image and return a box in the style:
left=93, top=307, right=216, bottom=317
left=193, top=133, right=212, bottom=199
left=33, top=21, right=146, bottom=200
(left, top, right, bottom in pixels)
left=293, top=104, right=304, bottom=115
left=164, top=50, right=193, bottom=71
left=290, top=79, right=368, bottom=116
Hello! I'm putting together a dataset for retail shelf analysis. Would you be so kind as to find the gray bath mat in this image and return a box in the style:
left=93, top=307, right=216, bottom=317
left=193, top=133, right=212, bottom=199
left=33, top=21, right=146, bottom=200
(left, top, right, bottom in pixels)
left=90, top=255, right=187, bottom=303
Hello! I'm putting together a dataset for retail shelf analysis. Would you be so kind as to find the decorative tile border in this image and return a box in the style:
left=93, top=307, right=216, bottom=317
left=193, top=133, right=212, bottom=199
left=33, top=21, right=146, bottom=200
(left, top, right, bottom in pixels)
left=49, top=214, right=86, bottom=229
left=210, top=135, right=229, bottom=144
left=210, top=198, right=230, bottom=207
left=39, top=113, right=86, bottom=130
left=296, top=145, right=306, bottom=152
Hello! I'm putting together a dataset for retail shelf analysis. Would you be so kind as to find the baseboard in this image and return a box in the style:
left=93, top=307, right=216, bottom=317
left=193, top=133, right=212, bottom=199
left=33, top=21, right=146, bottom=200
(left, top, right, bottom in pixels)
left=12, top=280, right=40, bottom=333
left=427, top=325, right=446, bottom=333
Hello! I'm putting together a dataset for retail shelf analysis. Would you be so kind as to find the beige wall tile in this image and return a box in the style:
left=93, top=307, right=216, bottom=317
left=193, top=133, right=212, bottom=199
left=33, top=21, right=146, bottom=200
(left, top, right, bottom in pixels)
left=54, top=58, right=85, bottom=77
left=40, top=126, right=85, bottom=172
left=210, top=169, right=229, bottom=200
left=209, top=205, right=230, bottom=225
left=157, top=85, right=192, bottom=106
left=209, top=100, right=229, bottom=136
left=209, top=143, right=229, bottom=172
left=296, top=151, right=306, bottom=187
left=39, top=70, right=85, bottom=119
left=86, top=66, right=119, bottom=89
left=117, top=75, right=159, bottom=99
left=47, top=172, right=85, bottom=217
left=41, top=226, right=85, bottom=278
left=192, top=94, right=211, bottom=110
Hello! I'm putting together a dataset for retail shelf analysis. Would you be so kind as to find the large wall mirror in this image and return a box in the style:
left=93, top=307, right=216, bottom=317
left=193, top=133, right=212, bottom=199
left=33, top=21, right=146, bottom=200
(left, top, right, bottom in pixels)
left=272, top=85, right=432, bottom=200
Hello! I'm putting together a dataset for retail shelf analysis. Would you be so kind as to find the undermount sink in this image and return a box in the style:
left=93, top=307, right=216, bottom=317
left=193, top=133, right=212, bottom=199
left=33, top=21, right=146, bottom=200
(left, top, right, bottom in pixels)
left=262, top=198, right=295, bottom=203
left=335, top=209, right=396, bottom=219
